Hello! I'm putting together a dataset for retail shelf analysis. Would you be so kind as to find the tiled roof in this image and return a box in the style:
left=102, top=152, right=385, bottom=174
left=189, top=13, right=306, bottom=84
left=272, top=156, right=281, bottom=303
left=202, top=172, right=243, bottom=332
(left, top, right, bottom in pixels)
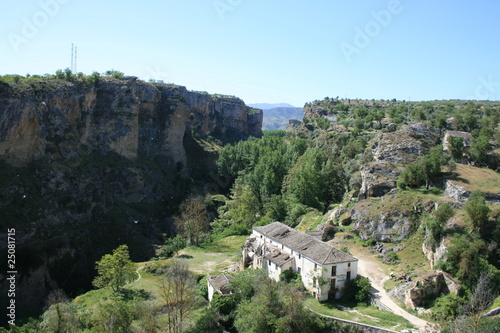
left=207, top=273, right=234, bottom=295
left=254, top=222, right=357, bottom=265
left=265, top=249, right=293, bottom=266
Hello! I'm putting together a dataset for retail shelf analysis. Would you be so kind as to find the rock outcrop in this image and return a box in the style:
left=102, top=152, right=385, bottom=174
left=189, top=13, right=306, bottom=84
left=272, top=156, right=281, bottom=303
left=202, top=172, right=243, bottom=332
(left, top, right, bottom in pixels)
left=0, top=77, right=262, bottom=166
left=405, top=272, right=461, bottom=310
left=351, top=208, right=415, bottom=243
left=371, top=123, right=440, bottom=164
left=358, top=162, right=400, bottom=200
left=356, top=123, right=439, bottom=200
left=422, top=238, right=448, bottom=269
left=444, top=180, right=500, bottom=204
left=443, top=180, right=470, bottom=203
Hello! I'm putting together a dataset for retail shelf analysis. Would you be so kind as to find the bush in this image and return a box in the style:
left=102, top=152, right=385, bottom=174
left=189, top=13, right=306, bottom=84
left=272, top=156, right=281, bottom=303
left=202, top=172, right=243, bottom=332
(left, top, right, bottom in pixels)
left=364, top=239, right=377, bottom=247
left=279, top=270, right=302, bottom=285
left=386, top=251, right=399, bottom=263
left=316, top=117, right=330, bottom=130
left=342, top=277, right=372, bottom=303
left=159, top=235, right=186, bottom=258
left=431, top=293, right=466, bottom=321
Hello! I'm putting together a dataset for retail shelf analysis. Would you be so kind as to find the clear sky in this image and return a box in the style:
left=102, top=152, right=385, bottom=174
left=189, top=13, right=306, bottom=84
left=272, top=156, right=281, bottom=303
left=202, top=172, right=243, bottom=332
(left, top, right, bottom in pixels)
left=1, top=0, right=499, bottom=107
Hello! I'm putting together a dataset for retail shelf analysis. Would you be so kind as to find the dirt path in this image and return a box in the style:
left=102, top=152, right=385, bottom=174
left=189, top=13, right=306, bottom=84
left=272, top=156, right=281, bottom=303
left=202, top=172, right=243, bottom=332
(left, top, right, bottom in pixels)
left=353, top=251, right=432, bottom=333
left=134, top=265, right=144, bottom=283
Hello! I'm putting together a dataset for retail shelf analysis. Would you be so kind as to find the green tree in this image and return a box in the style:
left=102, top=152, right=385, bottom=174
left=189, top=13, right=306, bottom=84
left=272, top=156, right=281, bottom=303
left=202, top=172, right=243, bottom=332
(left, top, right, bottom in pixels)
left=92, top=245, right=136, bottom=292
left=447, top=136, right=464, bottom=162
left=283, top=148, right=324, bottom=210
left=439, top=234, right=487, bottom=286
left=470, top=135, right=491, bottom=165
left=431, top=293, right=466, bottom=321
left=398, top=146, right=445, bottom=189
left=342, top=277, right=372, bottom=303
left=426, top=203, right=454, bottom=249
left=464, top=191, right=491, bottom=231
left=160, top=235, right=186, bottom=258
left=211, top=184, right=261, bottom=236
left=320, top=159, right=348, bottom=211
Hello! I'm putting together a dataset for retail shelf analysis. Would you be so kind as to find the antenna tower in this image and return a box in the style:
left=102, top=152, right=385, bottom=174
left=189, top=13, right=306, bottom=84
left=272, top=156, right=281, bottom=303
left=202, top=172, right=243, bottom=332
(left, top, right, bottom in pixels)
left=70, top=43, right=78, bottom=72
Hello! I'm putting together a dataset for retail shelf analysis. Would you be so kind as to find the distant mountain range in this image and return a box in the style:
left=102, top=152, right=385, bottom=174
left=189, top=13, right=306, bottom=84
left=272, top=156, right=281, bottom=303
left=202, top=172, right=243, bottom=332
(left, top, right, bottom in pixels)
left=249, top=104, right=304, bottom=130
left=249, top=103, right=297, bottom=110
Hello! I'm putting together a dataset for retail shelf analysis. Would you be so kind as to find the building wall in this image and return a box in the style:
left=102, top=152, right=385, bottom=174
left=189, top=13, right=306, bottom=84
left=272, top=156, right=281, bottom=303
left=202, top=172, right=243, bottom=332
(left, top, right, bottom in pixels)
left=318, top=261, right=359, bottom=300
left=208, top=282, right=215, bottom=302
left=251, top=229, right=358, bottom=300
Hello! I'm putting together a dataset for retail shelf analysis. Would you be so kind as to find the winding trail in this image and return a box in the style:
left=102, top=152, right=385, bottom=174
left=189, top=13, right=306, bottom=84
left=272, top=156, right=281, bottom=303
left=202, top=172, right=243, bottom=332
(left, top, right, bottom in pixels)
left=354, top=253, right=433, bottom=333
left=135, top=265, right=145, bottom=283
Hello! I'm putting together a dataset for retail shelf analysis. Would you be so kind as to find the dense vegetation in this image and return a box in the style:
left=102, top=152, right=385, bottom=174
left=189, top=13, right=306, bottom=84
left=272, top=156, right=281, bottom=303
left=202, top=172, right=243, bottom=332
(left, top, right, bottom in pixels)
left=2, top=81, right=500, bottom=331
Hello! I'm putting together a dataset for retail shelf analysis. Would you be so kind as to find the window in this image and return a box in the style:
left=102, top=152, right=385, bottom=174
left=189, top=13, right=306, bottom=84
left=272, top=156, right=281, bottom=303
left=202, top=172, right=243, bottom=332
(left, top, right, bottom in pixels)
left=331, top=266, right=337, bottom=276
left=298, top=254, right=301, bottom=259
left=348, top=263, right=351, bottom=268
left=346, top=271, right=351, bottom=281
left=268, top=260, right=271, bottom=266
left=314, top=263, right=317, bottom=269
left=298, top=267, right=301, bottom=274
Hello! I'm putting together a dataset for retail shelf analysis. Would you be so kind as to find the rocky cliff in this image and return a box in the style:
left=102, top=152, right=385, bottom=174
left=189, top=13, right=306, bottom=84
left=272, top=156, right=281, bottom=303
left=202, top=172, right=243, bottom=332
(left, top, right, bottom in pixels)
left=0, top=77, right=262, bottom=167
left=0, top=76, right=262, bottom=324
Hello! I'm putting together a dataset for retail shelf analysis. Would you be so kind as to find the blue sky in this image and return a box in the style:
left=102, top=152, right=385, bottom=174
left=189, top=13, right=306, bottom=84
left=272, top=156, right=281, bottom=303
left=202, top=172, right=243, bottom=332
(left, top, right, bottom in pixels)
left=1, top=0, right=499, bottom=106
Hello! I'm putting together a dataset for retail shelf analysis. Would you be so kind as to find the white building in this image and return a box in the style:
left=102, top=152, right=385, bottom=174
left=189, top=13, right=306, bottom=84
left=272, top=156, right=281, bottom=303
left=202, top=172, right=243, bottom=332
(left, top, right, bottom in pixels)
left=242, top=222, right=358, bottom=301
left=207, top=273, right=234, bottom=302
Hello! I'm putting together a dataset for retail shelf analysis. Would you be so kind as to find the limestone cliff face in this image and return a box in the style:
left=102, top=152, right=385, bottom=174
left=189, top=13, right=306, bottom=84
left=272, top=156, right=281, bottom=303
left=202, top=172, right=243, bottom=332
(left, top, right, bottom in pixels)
left=0, top=77, right=262, bottom=324
left=0, top=77, right=262, bottom=167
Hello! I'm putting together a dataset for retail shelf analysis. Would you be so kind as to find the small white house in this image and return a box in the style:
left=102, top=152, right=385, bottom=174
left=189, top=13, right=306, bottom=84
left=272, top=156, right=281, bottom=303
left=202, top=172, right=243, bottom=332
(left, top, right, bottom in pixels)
left=242, top=222, right=358, bottom=300
left=207, top=273, right=234, bottom=302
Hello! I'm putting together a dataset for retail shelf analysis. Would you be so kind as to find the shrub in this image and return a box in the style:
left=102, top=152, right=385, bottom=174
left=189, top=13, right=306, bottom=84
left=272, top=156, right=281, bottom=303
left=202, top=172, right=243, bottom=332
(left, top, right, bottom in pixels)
left=365, top=239, right=377, bottom=247
left=386, top=251, right=399, bottom=263
left=431, top=293, right=466, bottom=321
left=159, top=235, right=186, bottom=258
left=342, top=277, right=372, bottom=303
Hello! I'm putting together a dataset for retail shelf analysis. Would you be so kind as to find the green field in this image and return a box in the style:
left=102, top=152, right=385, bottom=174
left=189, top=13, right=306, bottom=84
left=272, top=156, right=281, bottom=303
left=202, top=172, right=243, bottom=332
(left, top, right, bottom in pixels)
left=305, top=298, right=415, bottom=331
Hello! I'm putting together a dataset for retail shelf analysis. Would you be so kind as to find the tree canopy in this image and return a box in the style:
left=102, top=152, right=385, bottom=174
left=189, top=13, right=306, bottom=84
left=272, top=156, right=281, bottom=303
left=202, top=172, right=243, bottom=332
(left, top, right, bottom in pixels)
left=92, top=245, right=136, bottom=292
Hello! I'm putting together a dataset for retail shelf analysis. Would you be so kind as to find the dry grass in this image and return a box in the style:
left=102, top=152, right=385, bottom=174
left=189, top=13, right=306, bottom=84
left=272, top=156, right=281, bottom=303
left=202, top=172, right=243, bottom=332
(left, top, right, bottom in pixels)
left=451, top=164, right=500, bottom=194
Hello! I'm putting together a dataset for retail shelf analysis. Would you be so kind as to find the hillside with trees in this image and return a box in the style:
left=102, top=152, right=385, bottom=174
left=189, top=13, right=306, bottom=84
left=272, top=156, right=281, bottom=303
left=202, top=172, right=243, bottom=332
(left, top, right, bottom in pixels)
left=2, top=83, right=500, bottom=331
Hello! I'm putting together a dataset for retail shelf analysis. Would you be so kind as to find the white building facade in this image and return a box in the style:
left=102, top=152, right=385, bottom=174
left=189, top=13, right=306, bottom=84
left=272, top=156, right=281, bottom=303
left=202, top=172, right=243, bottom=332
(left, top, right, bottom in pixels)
left=242, top=222, right=358, bottom=301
